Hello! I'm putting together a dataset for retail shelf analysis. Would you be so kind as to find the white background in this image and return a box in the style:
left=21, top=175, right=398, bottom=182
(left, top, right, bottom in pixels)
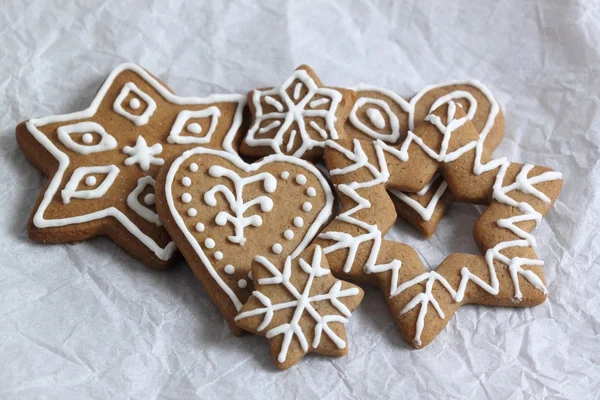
left=2, top=0, right=598, bottom=398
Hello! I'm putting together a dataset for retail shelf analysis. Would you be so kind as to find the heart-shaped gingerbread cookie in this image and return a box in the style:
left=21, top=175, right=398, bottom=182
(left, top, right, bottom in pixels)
left=155, top=148, right=333, bottom=333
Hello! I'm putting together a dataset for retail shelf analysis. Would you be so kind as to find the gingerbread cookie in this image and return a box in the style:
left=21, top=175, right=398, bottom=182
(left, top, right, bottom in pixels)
left=316, top=99, right=562, bottom=348
left=155, top=148, right=334, bottom=333
left=235, top=245, right=363, bottom=369
left=16, top=63, right=246, bottom=268
left=345, top=81, right=505, bottom=237
left=239, top=65, right=356, bottom=160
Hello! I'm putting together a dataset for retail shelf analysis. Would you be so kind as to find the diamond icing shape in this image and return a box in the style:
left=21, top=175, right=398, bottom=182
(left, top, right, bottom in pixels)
left=57, top=122, right=118, bottom=154
left=127, top=176, right=161, bottom=226
left=61, top=165, right=120, bottom=204
left=113, top=82, right=157, bottom=126
left=167, top=106, right=221, bottom=145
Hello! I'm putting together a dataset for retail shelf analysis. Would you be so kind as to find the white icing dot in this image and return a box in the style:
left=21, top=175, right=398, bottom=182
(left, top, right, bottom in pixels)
left=366, top=108, right=386, bottom=129
left=82, top=133, right=93, bottom=144
left=214, top=251, right=223, bottom=260
left=189, top=163, right=199, bottom=172
left=187, top=208, right=197, bottom=217
left=195, top=222, right=205, bottom=232
left=182, top=177, right=192, bottom=187
left=144, top=193, right=155, bottom=206
left=302, top=202, right=313, bottom=212
left=129, top=98, right=141, bottom=110
left=284, top=230, right=294, bottom=240
left=306, top=187, right=316, bottom=197
left=293, top=217, right=304, bottom=227
left=296, top=174, right=307, bottom=185
left=84, top=176, right=96, bottom=186
left=224, top=264, right=235, bottom=274
left=187, top=122, right=202, bottom=134
left=205, top=238, right=215, bottom=249
left=182, top=193, right=192, bottom=203
left=248, top=271, right=253, bottom=280
left=238, top=279, right=248, bottom=289
left=281, top=171, right=290, bottom=179
left=272, top=243, right=282, bottom=254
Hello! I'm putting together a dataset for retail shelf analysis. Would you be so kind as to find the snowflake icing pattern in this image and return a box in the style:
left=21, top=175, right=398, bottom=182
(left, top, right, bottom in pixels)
left=246, top=68, right=344, bottom=158
left=235, top=245, right=363, bottom=368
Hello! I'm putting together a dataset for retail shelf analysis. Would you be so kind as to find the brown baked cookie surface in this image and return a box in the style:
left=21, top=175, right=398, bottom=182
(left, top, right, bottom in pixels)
left=316, top=101, right=563, bottom=349
left=235, top=245, right=364, bottom=370
left=17, top=63, right=247, bottom=268
left=345, top=81, right=505, bottom=237
left=155, top=148, right=334, bottom=333
left=240, top=65, right=356, bottom=160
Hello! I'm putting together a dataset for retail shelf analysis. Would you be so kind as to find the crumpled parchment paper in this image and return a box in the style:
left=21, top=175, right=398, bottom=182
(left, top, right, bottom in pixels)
left=1, top=0, right=598, bottom=398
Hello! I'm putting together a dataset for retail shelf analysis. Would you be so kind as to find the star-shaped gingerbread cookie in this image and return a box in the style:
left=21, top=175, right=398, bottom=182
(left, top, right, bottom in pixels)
left=235, top=245, right=364, bottom=369
left=240, top=65, right=356, bottom=160
left=17, top=63, right=246, bottom=268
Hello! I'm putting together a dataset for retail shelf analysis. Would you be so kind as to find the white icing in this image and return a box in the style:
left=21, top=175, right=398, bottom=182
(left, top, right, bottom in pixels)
left=123, top=136, right=164, bottom=171
left=187, top=208, right=197, bottom=217
left=144, top=194, right=155, bottom=206
left=164, top=147, right=334, bottom=311
left=224, top=264, right=235, bottom=274
left=182, top=193, right=192, bottom=203
left=195, top=222, right=205, bottom=232
left=214, top=251, right=223, bottom=260
left=306, top=187, right=316, bottom=197
left=366, top=108, right=386, bottom=129
left=286, top=129, right=297, bottom=152
left=272, top=243, right=283, bottom=254
left=284, top=230, right=294, bottom=240
left=204, top=166, right=277, bottom=245
left=302, top=202, right=312, bottom=212
left=61, top=165, right=119, bottom=204
left=238, top=279, right=248, bottom=289
left=259, top=121, right=281, bottom=134
left=127, top=176, right=162, bottom=227
left=293, top=82, right=302, bottom=100
left=187, top=122, right=202, bottom=134
left=129, top=98, right=141, bottom=110
left=348, top=91, right=405, bottom=142
left=168, top=107, right=221, bottom=145
left=189, top=163, right=199, bottom=172
left=248, top=271, right=253, bottom=280
left=24, top=63, right=245, bottom=261
left=113, top=82, right=157, bottom=126
left=309, top=98, right=330, bottom=108
left=296, top=174, right=307, bottom=185
left=81, top=133, right=93, bottom=144
left=57, top=122, right=118, bottom=155
left=265, top=96, right=283, bottom=111
left=281, top=171, right=289, bottom=179
left=294, top=217, right=304, bottom=227
left=85, top=176, right=97, bottom=187
left=390, top=174, right=448, bottom=222
left=235, top=246, right=360, bottom=363
left=245, top=69, right=344, bottom=157
left=182, top=177, right=192, bottom=187
left=205, top=238, right=215, bottom=249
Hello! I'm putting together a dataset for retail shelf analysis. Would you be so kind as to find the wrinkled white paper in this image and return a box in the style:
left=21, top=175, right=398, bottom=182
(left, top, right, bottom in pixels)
left=1, top=0, right=598, bottom=398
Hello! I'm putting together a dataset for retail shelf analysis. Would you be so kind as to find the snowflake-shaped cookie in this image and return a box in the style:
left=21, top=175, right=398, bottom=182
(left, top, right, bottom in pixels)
left=235, top=245, right=363, bottom=369
left=240, top=65, right=356, bottom=160
left=17, top=63, right=246, bottom=268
